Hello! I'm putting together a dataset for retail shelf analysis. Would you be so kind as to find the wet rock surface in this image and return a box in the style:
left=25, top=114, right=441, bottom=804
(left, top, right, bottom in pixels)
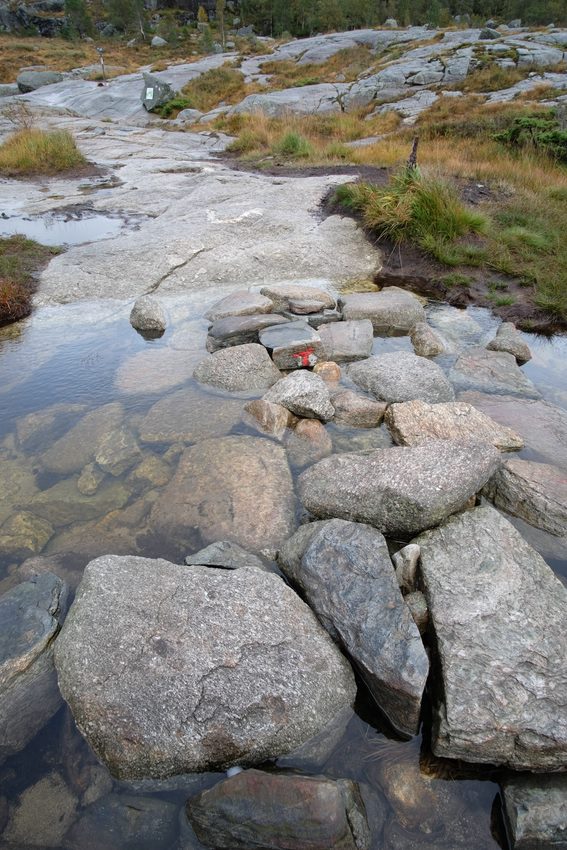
left=450, top=348, right=540, bottom=398
left=54, top=555, right=356, bottom=778
left=129, top=295, right=167, bottom=334
left=40, top=403, right=125, bottom=476
left=242, top=398, right=295, bottom=440
left=410, top=322, right=447, bottom=357
left=138, top=385, right=243, bottom=444
left=340, top=288, right=425, bottom=334
left=204, top=290, right=275, bottom=321
left=279, top=519, right=429, bottom=736
left=331, top=388, right=387, bottom=428
left=501, top=774, right=567, bottom=850
left=186, top=769, right=370, bottom=850
left=483, top=458, right=567, bottom=536
left=0, top=573, right=68, bottom=763
left=486, top=321, right=531, bottom=363
left=194, top=343, right=282, bottom=393
left=3, top=771, right=78, bottom=847
left=416, top=505, right=567, bottom=770
left=285, top=418, right=333, bottom=468
left=185, top=541, right=270, bottom=572
left=263, top=371, right=335, bottom=421
left=349, top=352, right=455, bottom=404
left=318, top=319, right=374, bottom=363
left=206, top=314, right=289, bottom=351
left=64, top=792, right=178, bottom=850
left=299, top=440, right=499, bottom=537
left=259, top=320, right=324, bottom=369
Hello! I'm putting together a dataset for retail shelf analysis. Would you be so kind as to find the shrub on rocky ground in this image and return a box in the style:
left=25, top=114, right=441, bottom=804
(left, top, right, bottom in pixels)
left=0, top=128, right=86, bottom=176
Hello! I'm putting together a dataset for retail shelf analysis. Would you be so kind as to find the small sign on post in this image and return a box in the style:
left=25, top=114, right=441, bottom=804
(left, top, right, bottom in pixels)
left=96, top=47, right=106, bottom=84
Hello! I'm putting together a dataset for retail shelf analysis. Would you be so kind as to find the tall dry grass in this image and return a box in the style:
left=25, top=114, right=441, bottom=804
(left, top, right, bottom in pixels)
left=0, top=128, right=86, bottom=175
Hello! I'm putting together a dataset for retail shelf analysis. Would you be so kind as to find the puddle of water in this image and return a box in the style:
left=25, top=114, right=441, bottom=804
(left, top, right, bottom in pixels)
left=0, top=208, right=136, bottom=247
left=0, top=294, right=565, bottom=849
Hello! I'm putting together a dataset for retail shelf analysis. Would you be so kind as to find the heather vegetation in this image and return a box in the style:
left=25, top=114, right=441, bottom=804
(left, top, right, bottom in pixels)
left=0, top=236, right=62, bottom=325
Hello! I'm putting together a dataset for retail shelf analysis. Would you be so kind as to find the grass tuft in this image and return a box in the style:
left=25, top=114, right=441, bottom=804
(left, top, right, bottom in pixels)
left=272, top=131, right=313, bottom=158
left=0, top=128, right=86, bottom=176
left=0, top=235, right=61, bottom=325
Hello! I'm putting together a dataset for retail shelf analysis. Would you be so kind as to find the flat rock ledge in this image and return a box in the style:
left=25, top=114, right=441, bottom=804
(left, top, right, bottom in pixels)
left=415, top=505, right=567, bottom=771
left=298, top=440, right=500, bottom=537
left=278, top=519, right=429, bottom=737
left=54, top=555, right=356, bottom=779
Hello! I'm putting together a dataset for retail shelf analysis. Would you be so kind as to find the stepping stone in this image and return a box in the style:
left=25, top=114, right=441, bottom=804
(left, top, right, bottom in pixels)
left=206, top=314, right=289, bottom=351
left=259, top=320, right=324, bottom=370
left=318, top=320, right=373, bottom=363
left=340, top=287, right=425, bottom=334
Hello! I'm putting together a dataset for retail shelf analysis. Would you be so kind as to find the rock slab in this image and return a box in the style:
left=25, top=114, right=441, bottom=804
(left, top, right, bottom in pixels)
left=450, top=348, right=540, bottom=398
left=416, top=505, right=567, bottom=771
left=318, top=320, right=374, bottom=363
left=264, top=371, right=335, bottom=422
left=483, top=458, right=567, bottom=537
left=279, top=519, right=429, bottom=736
left=502, top=775, right=567, bottom=850
left=349, top=352, right=455, bottom=404
left=340, top=287, right=425, bottom=334
left=194, top=344, right=281, bottom=393
left=54, top=555, right=356, bottom=778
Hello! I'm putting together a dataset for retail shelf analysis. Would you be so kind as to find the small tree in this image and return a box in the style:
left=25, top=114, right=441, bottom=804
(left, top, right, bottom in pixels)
left=105, top=0, right=146, bottom=38
left=64, top=0, right=94, bottom=37
left=215, top=0, right=226, bottom=47
left=197, top=5, right=209, bottom=23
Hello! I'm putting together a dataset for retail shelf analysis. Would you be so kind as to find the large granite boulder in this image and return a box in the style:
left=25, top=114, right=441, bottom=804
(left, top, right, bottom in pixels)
left=486, top=322, right=531, bottom=363
left=54, top=555, right=356, bottom=778
left=278, top=519, right=429, bottom=736
left=194, top=344, right=281, bottom=393
left=349, top=352, right=455, bottom=404
left=0, top=573, right=68, bottom=763
left=149, top=436, right=295, bottom=553
left=141, top=72, right=175, bottom=112
left=415, top=505, right=567, bottom=770
left=186, top=770, right=370, bottom=850
left=501, top=774, right=567, bottom=850
left=340, top=287, right=425, bottom=334
left=298, top=440, right=500, bottom=537
left=138, top=385, right=243, bottom=444
left=40, top=403, right=124, bottom=475
left=385, top=400, right=524, bottom=451
left=331, top=389, right=387, bottom=428
left=449, top=348, right=540, bottom=398
left=129, top=295, right=167, bottom=334
left=204, top=290, right=274, bottom=321
left=318, top=320, right=373, bottom=363
left=483, top=458, right=567, bottom=536
left=263, top=371, right=335, bottom=421
left=17, top=69, right=64, bottom=92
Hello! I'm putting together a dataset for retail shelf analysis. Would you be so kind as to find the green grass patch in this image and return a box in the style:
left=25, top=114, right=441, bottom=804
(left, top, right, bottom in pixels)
left=156, top=95, right=193, bottom=118
left=177, top=65, right=246, bottom=113
left=0, top=235, right=61, bottom=325
left=439, top=272, right=475, bottom=286
left=494, top=114, right=567, bottom=163
left=0, top=128, right=86, bottom=176
left=272, top=131, right=313, bottom=158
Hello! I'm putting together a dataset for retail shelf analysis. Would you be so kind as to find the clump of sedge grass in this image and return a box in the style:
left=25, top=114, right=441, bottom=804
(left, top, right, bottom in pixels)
left=0, top=128, right=86, bottom=176
left=272, top=131, right=313, bottom=158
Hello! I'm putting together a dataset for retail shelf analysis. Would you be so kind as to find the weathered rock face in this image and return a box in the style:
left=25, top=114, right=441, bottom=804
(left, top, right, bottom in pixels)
left=186, top=770, right=370, bottom=850
left=149, top=436, right=296, bottom=553
left=15, top=402, right=87, bottom=453
left=129, top=295, right=167, bottom=334
left=94, top=425, right=141, bottom=476
left=349, top=353, right=455, bottom=404
left=185, top=541, right=269, bottom=572
left=501, top=774, right=567, bottom=850
left=260, top=284, right=335, bottom=312
left=298, top=440, right=500, bottom=537
left=194, top=344, right=281, bottom=393
left=204, top=290, right=274, bottom=321
left=450, top=347, right=540, bottom=398
left=279, top=519, right=429, bottom=736
left=2, top=771, right=78, bottom=848
left=40, top=403, right=124, bottom=475
left=263, top=371, right=335, bottom=421
left=242, top=398, right=294, bottom=440
left=138, top=385, right=243, bottom=444
left=0, top=573, right=68, bottom=763
left=141, top=72, right=175, bottom=112
left=64, top=792, right=178, bottom=850
left=385, top=399, right=524, bottom=451
left=486, top=321, right=531, bottom=363
left=318, top=320, right=373, bottom=363
left=54, top=556, right=356, bottom=778
left=29, top=478, right=130, bottom=528
left=340, top=288, right=425, bottom=334
left=206, top=314, right=289, bottom=351
left=410, top=322, right=446, bottom=357
left=331, top=389, right=387, bottom=428
left=17, top=70, right=63, bottom=93
left=460, top=391, right=567, bottom=470
left=483, top=458, right=567, bottom=536
left=259, top=320, right=324, bottom=370
left=416, top=505, right=567, bottom=771
left=0, top=511, right=53, bottom=560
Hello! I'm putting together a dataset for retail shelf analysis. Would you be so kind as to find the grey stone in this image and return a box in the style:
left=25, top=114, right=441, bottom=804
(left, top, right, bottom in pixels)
left=340, top=287, right=425, bottom=334
left=298, top=440, right=500, bottom=537
left=94, top=425, right=141, bottom=476
left=185, top=541, right=269, bottom=572
left=0, top=457, right=39, bottom=526
left=0, top=573, right=68, bottom=763
left=502, top=774, right=567, bottom=850
left=127, top=454, right=172, bottom=491
left=260, top=284, right=335, bottom=312
left=204, top=290, right=274, bottom=321
left=242, top=399, right=295, bottom=440
left=207, top=314, right=289, bottom=351
left=40, top=403, right=124, bottom=475
left=385, top=399, right=524, bottom=450
left=54, top=555, right=356, bottom=778
left=405, top=591, right=428, bottom=635
left=483, top=458, right=567, bottom=537
left=4, top=772, right=78, bottom=847
left=186, top=770, right=370, bottom=850
left=151, top=35, right=168, bottom=47
left=0, top=511, right=53, bottom=560
left=259, top=320, right=323, bottom=370
left=232, top=84, right=349, bottom=117
left=288, top=298, right=329, bottom=315
left=77, top=462, right=106, bottom=496
left=176, top=108, right=204, bottom=122
left=142, top=72, right=175, bottom=112
left=449, top=347, right=540, bottom=398
left=63, top=793, right=178, bottom=850
left=285, top=419, right=333, bottom=468
left=139, top=385, right=243, bottom=444
left=410, top=322, right=446, bottom=357
left=194, top=344, right=281, bottom=393
left=149, top=436, right=295, bottom=553
left=17, top=70, right=63, bottom=92
left=129, top=295, right=167, bottom=333
left=263, top=371, right=335, bottom=422
left=480, top=27, right=501, bottom=38
left=29, top=478, right=130, bottom=528
left=279, top=519, right=429, bottom=736
left=486, top=322, right=532, bottom=363
left=331, top=389, right=387, bottom=428
left=349, top=352, right=455, bottom=404
left=392, top=543, right=420, bottom=593
left=318, top=320, right=373, bottom=363
left=416, top=505, right=567, bottom=770
left=15, top=402, right=87, bottom=453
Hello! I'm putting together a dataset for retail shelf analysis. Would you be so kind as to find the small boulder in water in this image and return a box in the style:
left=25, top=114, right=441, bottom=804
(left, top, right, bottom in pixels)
left=129, top=295, right=166, bottom=335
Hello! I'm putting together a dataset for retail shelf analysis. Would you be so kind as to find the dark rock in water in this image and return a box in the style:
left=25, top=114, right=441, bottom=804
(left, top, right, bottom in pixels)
left=416, top=505, right=567, bottom=770
left=279, top=519, right=429, bottom=736
left=331, top=389, right=386, bottom=428
left=204, top=290, right=274, bottom=321
left=285, top=419, right=333, bottom=468
left=2, top=771, right=78, bottom=847
left=449, top=348, right=540, bottom=398
left=149, top=436, right=296, bottom=553
left=40, top=403, right=125, bottom=475
left=340, top=287, right=425, bottom=334
left=54, top=555, right=356, bottom=778
left=263, top=371, right=335, bottom=422
left=349, top=352, right=455, bottom=404
left=17, top=70, right=64, bottom=93
left=0, top=573, right=68, bottom=763
left=63, top=792, right=178, bottom=850
left=242, top=398, right=295, bottom=440
left=486, top=322, right=531, bottom=363
left=501, top=774, right=567, bottom=850
left=139, top=385, right=243, bottom=444
left=129, top=295, right=167, bottom=334
left=15, top=402, right=88, bottom=453
left=185, top=540, right=270, bottom=572
left=141, top=72, right=174, bottom=112
left=260, top=284, right=335, bottom=313
left=194, top=344, right=281, bottom=393
left=318, top=320, right=373, bottom=363
left=259, top=320, right=324, bottom=369
left=206, top=314, right=289, bottom=351
left=0, top=511, right=53, bottom=560
left=483, top=458, right=567, bottom=537
left=186, top=769, right=370, bottom=850
left=298, top=440, right=500, bottom=537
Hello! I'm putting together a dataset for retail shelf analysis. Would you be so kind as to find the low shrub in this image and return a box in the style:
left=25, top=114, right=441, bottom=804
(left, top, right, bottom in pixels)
left=494, top=114, right=567, bottom=163
left=272, top=131, right=313, bottom=157
left=0, top=128, right=86, bottom=175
